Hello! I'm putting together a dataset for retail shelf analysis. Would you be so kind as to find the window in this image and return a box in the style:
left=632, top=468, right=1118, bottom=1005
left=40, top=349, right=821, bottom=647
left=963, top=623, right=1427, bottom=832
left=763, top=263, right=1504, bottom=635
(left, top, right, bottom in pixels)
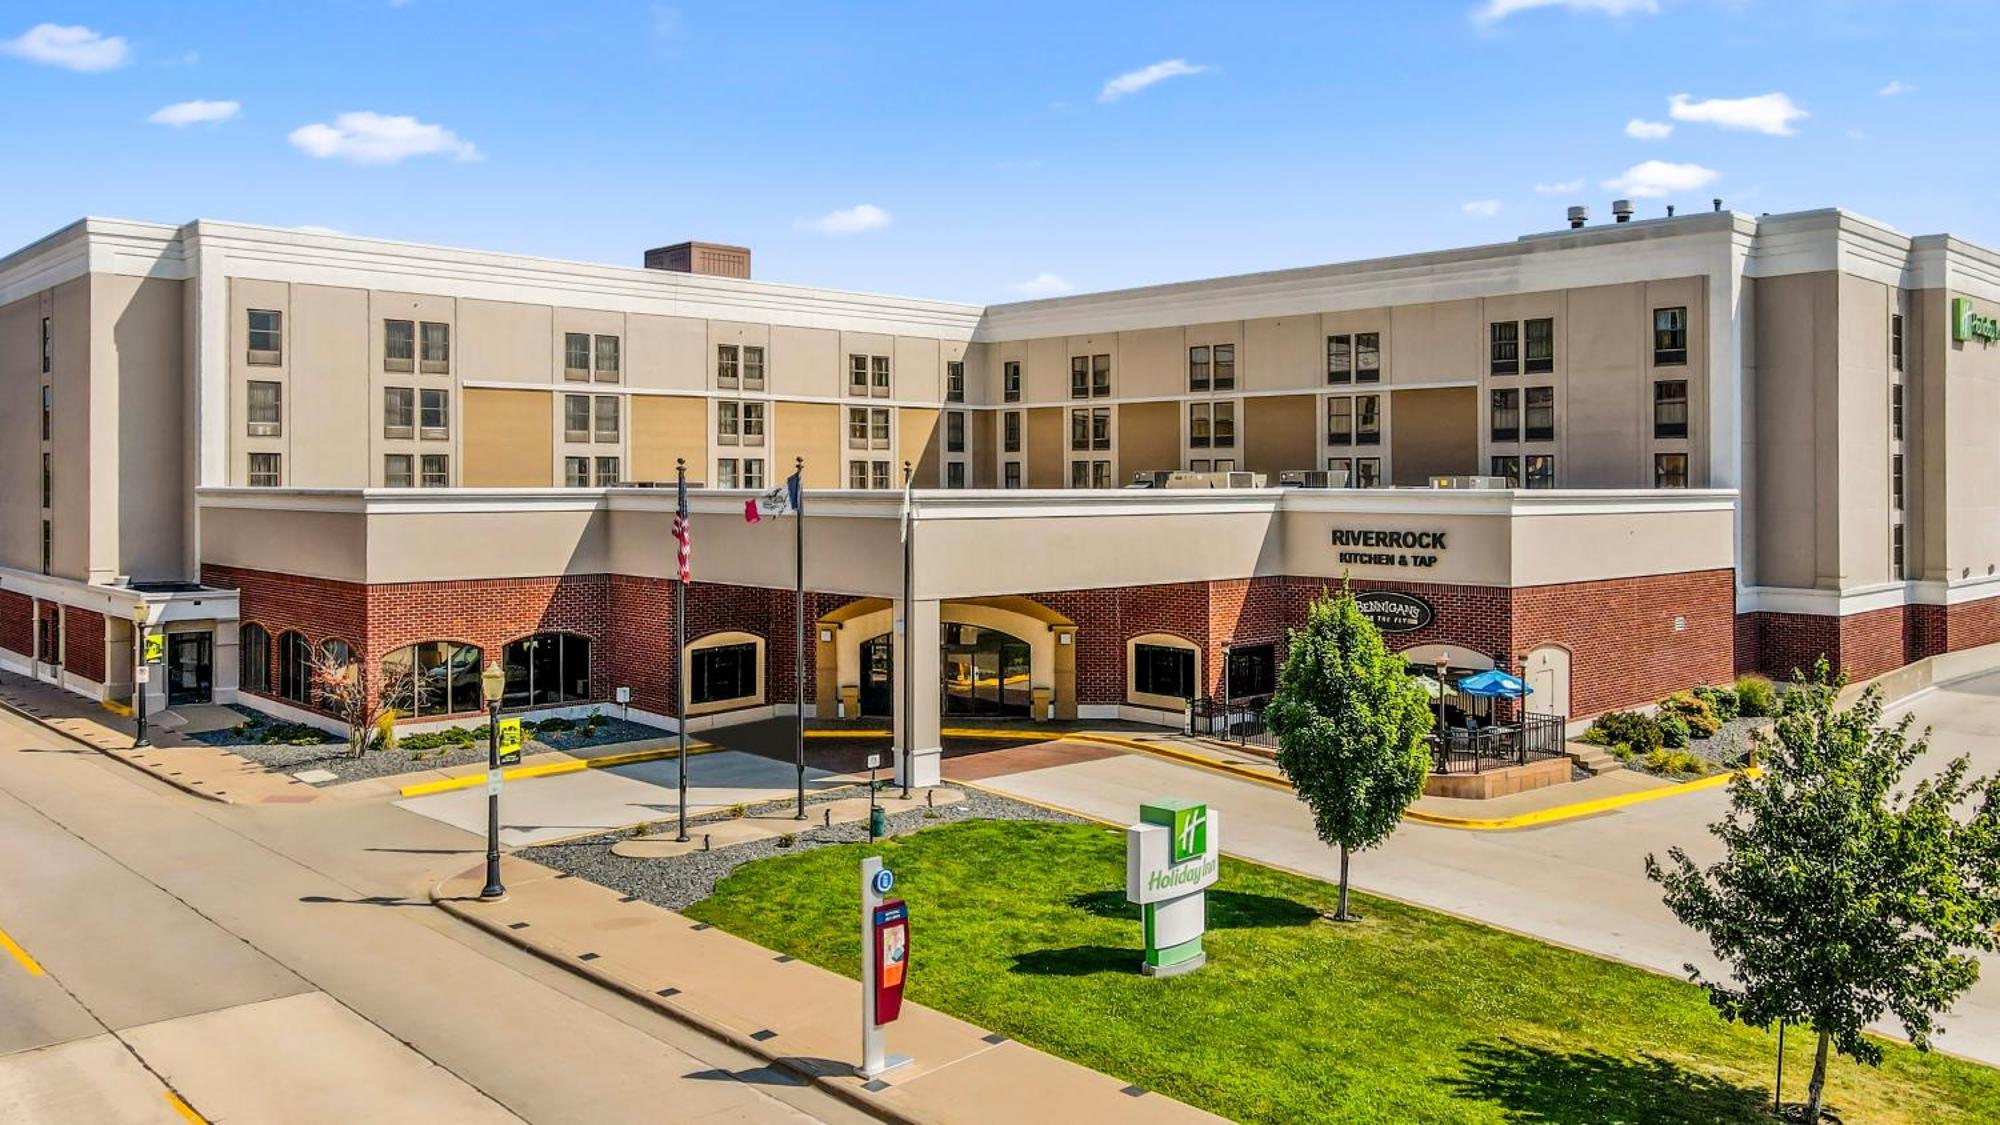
left=1190, top=402, right=1212, bottom=448
left=565, top=456, right=589, bottom=488
left=742, top=345, right=764, bottom=390
left=1524, top=454, right=1555, bottom=489
left=718, top=400, right=741, bottom=443
left=1354, top=333, right=1380, bottom=383
left=595, top=456, right=622, bottom=486
left=593, top=396, right=619, bottom=442
left=1524, top=386, right=1554, bottom=441
left=40, top=316, right=51, bottom=373
left=247, top=309, right=282, bottom=364
left=247, top=380, right=282, bottom=436
left=1891, top=453, right=1904, bottom=510
left=277, top=631, right=314, bottom=706
left=1327, top=396, right=1353, bottom=445
left=1225, top=644, right=1277, bottom=699
left=1071, top=408, right=1089, bottom=452
left=420, top=454, right=449, bottom=488
left=1653, top=380, right=1688, bottom=439
left=41, top=385, right=51, bottom=441
left=1133, top=643, right=1196, bottom=701
left=946, top=360, right=964, bottom=402
left=1093, top=460, right=1113, bottom=488
left=384, top=454, right=414, bottom=488
left=1490, top=321, right=1519, bottom=376
left=691, top=641, right=758, bottom=706
left=381, top=641, right=485, bottom=717
left=1893, top=523, right=1906, bottom=579
left=594, top=335, right=620, bottom=382
left=1190, top=402, right=1234, bottom=449
left=1490, top=455, right=1521, bottom=487
left=501, top=633, right=592, bottom=707
left=1490, top=389, right=1520, bottom=442
left=847, top=406, right=890, bottom=450
left=851, top=460, right=893, bottom=489
left=40, top=519, right=49, bottom=574
left=564, top=394, right=590, bottom=442
left=848, top=461, right=867, bottom=488
left=1655, top=452, right=1689, bottom=489
left=1355, top=458, right=1381, bottom=488
left=239, top=624, right=270, bottom=693
left=384, top=319, right=415, bottom=372
left=1653, top=307, right=1688, bottom=366
left=565, top=333, right=591, bottom=380
left=718, top=459, right=739, bottom=489
left=1003, top=360, right=1021, bottom=402
left=946, top=461, right=966, bottom=488
left=384, top=387, right=415, bottom=438
left=315, top=640, right=354, bottom=709
left=1356, top=395, right=1381, bottom=445
left=40, top=453, right=50, bottom=508
left=1891, top=384, right=1904, bottom=441
left=1215, top=343, right=1237, bottom=390
left=849, top=354, right=869, bottom=396
left=1070, top=460, right=1106, bottom=488
left=1327, top=334, right=1352, bottom=384
left=1524, top=318, right=1554, bottom=374
left=1090, top=407, right=1111, bottom=450
left=1003, top=461, right=1021, bottom=488
left=419, top=388, right=449, bottom=439
left=248, top=452, right=281, bottom=487
left=871, top=355, right=890, bottom=397
left=946, top=411, right=965, bottom=453
left=1891, top=313, right=1904, bottom=372
left=717, top=344, right=740, bottom=388
left=873, top=460, right=892, bottom=490
left=421, top=322, right=450, bottom=374
left=1092, top=354, right=1111, bottom=397
left=1189, top=345, right=1211, bottom=392
left=1070, top=355, right=1090, bottom=399
left=1003, top=411, right=1021, bottom=453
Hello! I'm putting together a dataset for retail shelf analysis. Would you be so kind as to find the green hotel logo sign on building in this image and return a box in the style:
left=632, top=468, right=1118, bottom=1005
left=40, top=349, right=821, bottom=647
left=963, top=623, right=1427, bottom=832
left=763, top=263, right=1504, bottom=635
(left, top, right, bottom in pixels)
left=1956, top=297, right=2000, bottom=345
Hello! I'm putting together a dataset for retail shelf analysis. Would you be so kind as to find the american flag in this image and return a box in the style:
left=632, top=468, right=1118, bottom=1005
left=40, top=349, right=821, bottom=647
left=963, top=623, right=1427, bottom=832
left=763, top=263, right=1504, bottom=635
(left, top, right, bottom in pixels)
left=672, top=472, right=692, bottom=583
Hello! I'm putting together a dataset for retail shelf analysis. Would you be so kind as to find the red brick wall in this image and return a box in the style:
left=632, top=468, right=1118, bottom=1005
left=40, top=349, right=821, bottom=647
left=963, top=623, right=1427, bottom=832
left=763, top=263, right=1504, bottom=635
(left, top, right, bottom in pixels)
left=1944, top=595, right=2000, bottom=653
left=0, top=589, right=30, bottom=658
left=1514, top=569, right=1735, bottom=718
left=365, top=575, right=612, bottom=706
left=1743, top=605, right=1912, bottom=684
left=63, top=606, right=104, bottom=683
left=205, top=565, right=369, bottom=708
left=604, top=576, right=817, bottom=716
left=1028, top=583, right=1211, bottom=704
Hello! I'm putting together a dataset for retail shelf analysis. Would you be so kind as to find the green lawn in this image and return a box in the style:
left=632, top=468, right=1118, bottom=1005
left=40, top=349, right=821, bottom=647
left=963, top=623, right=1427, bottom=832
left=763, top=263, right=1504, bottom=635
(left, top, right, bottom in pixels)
left=685, top=819, right=2000, bottom=1124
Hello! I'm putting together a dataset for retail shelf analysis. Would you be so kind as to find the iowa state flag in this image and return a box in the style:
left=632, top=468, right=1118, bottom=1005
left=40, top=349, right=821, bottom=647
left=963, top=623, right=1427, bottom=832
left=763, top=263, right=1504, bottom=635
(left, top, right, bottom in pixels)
left=745, top=470, right=802, bottom=523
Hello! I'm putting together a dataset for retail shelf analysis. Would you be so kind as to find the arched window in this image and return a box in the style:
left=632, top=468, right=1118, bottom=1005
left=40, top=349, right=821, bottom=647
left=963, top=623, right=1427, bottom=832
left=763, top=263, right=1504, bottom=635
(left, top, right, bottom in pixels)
left=277, top=631, right=314, bottom=706
left=239, top=624, right=271, bottom=693
left=380, top=641, right=484, bottom=717
left=501, top=633, right=591, bottom=707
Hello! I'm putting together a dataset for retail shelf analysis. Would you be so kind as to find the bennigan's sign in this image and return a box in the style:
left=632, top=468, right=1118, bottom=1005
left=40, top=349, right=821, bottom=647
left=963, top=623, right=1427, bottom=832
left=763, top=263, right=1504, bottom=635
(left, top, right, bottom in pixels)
left=1354, top=591, right=1436, bottom=634
left=1331, top=528, right=1447, bottom=569
left=1955, top=297, right=2000, bottom=345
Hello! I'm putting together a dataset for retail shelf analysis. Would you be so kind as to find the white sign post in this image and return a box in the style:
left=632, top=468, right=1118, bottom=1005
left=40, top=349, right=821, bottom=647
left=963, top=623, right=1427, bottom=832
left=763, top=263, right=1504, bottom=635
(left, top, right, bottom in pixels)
left=858, top=855, right=910, bottom=1078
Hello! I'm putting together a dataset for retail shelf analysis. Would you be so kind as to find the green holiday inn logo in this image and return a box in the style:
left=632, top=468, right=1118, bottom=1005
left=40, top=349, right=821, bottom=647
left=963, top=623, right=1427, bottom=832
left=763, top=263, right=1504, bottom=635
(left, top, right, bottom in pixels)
left=1172, top=804, right=1208, bottom=864
left=1956, top=297, right=2000, bottom=345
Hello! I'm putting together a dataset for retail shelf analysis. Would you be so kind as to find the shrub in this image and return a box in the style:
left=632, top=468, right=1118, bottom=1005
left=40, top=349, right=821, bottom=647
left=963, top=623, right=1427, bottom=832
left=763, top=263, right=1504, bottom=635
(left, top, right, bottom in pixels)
left=727, top=803, right=748, bottom=819
left=1609, top=742, right=1636, bottom=762
left=1692, top=684, right=1739, bottom=723
left=1643, top=748, right=1708, bottom=777
left=777, top=832, right=798, bottom=848
left=1659, top=693, right=1722, bottom=739
left=1583, top=710, right=1662, bottom=755
left=259, top=721, right=333, bottom=746
left=1658, top=712, right=1691, bottom=749
left=538, top=716, right=577, bottom=734
left=373, top=710, right=398, bottom=753
left=1734, top=674, right=1778, bottom=718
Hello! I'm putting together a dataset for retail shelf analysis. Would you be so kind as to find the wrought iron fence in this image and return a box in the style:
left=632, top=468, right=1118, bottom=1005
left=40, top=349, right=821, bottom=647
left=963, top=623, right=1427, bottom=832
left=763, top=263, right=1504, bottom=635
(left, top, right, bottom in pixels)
left=1187, top=695, right=1277, bottom=749
left=1432, top=711, right=1569, bottom=774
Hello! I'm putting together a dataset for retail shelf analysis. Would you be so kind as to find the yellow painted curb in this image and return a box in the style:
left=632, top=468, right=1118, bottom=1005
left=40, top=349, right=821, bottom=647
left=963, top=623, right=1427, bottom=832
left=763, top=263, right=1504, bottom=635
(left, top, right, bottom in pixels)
left=396, top=742, right=715, bottom=798
left=807, top=727, right=1099, bottom=741
left=1067, top=732, right=1293, bottom=789
left=804, top=728, right=889, bottom=738
left=164, top=1091, right=207, bottom=1124
left=0, top=924, right=45, bottom=976
left=100, top=699, right=133, bottom=718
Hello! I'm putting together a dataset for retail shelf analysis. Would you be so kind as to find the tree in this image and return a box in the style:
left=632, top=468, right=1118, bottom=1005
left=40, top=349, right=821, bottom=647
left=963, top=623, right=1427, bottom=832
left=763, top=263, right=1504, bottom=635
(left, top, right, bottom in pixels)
left=309, top=645, right=429, bottom=759
left=1265, top=586, right=1434, bottom=921
left=1646, top=659, right=2000, bottom=1123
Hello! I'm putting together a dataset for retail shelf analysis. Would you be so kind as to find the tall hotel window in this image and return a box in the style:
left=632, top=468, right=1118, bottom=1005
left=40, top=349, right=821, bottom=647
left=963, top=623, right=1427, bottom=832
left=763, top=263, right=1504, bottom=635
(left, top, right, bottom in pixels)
left=716, top=458, right=762, bottom=489
left=1326, top=394, right=1380, bottom=447
left=1002, top=411, right=1021, bottom=453
left=946, top=462, right=966, bottom=488
left=385, top=454, right=414, bottom=488
left=41, top=315, right=51, bottom=372
left=1524, top=454, right=1555, bottom=489
left=421, top=322, right=450, bottom=374
left=1003, top=360, right=1021, bottom=402
left=1653, top=307, right=1688, bottom=366
left=1891, top=453, right=1905, bottom=511
left=40, top=520, right=50, bottom=574
left=502, top=633, right=592, bottom=707
left=849, top=354, right=890, bottom=397
left=718, top=401, right=765, bottom=446
left=1003, top=461, right=1021, bottom=488
left=1654, top=453, right=1689, bottom=489
left=1892, top=523, right=1906, bottom=579
left=248, top=452, right=281, bottom=488
left=41, top=453, right=51, bottom=508
left=420, top=454, right=449, bottom=488
left=385, top=320, right=415, bottom=372
left=1653, top=380, right=1688, bottom=439
left=1523, top=386, right=1555, bottom=441
left=565, top=457, right=589, bottom=488
left=41, top=385, right=51, bottom=440
left=1891, top=384, right=1904, bottom=441
left=717, top=344, right=765, bottom=391
left=594, top=335, right=621, bottom=382
left=1523, top=318, right=1554, bottom=374
left=946, top=411, right=966, bottom=453
left=247, top=309, right=282, bottom=365
left=1489, top=321, right=1519, bottom=376
left=385, top=387, right=416, bottom=438
left=246, top=380, right=282, bottom=436
left=848, top=406, right=890, bottom=450
left=1354, top=458, right=1381, bottom=489
left=1490, top=455, right=1521, bottom=487
left=1327, top=335, right=1350, bottom=384
left=850, top=460, right=893, bottom=489
left=565, top=333, right=592, bottom=380
left=1891, top=313, right=1905, bottom=372
left=598, top=457, right=623, bottom=487
left=419, top=389, right=450, bottom=440
left=1189, top=402, right=1235, bottom=449
left=1070, top=407, right=1110, bottom=451
left=593, top=396, right=620, bottom=442
left=1214, top=343, right=1237, bottom=390
left=1133, top=643, right=1196, bottom=701
left=564, top=394, right=590, bottom=442
left=1490, top=389, right=1519, bottom=442
left=1189, top=345, right=1211, bottom=392
left=1071, top=354, right=1111, bottom=398
left=946, top=360, right=965, bottom=402
left=1326, top=333, right=1378, bottom=384
left=1069, top=460, right=1112, bottom=488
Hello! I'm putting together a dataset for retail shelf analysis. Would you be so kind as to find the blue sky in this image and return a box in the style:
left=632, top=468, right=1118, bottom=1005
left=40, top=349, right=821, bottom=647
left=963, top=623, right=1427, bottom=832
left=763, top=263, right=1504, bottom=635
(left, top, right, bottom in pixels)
left=2, top=0, right=1992, bottom=303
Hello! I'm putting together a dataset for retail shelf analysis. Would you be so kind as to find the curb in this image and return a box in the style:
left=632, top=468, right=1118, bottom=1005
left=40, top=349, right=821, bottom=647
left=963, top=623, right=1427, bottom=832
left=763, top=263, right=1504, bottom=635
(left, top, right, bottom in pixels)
left=0, top=697, right=229, bottom=804
left=395, top=742, right=718, bottom=798
left=429, top=877, right=927, bottom=1125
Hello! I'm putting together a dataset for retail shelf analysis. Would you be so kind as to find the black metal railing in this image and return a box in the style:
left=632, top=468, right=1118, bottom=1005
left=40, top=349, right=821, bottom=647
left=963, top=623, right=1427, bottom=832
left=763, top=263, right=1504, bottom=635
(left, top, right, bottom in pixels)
left=1432, top=711, right=1569, bottom=774
left=1187, top=695, right=1277, bottom=749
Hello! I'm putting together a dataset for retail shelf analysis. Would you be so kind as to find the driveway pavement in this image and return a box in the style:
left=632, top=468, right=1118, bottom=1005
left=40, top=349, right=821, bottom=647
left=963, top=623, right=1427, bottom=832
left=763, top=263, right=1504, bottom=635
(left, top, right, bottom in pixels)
left=970, top=673, right=2000, bottom=1067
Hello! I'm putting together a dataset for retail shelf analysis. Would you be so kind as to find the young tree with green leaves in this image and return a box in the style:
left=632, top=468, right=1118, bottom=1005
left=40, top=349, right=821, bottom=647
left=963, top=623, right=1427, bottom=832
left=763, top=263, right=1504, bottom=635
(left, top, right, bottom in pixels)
left=1266, top=586, right=1434, bottom=921
left=1646, top=659, right=2000, bottom=1123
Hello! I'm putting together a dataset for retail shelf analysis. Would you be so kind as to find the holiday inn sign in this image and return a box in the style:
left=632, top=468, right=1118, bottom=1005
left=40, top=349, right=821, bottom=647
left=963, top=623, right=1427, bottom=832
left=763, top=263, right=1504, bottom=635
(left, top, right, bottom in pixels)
left=1956, top=297, right=2000, bottom=345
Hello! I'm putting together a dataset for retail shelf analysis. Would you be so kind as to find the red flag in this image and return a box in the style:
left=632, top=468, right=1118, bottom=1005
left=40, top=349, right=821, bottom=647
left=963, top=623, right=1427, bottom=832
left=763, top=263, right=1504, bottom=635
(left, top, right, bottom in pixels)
left=672, top=474, right=692, bottom=583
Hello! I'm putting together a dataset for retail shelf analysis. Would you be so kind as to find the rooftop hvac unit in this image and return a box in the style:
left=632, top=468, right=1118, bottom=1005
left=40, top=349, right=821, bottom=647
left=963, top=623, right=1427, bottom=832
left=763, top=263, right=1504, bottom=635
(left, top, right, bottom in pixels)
left=1428, top=476, right=1511, bottom=490
left=1125, top=469, right=1175, bottom=489
left=1163, top=470, right=1268, bottom=490
left=1278, top=469, right=1350, bottom=489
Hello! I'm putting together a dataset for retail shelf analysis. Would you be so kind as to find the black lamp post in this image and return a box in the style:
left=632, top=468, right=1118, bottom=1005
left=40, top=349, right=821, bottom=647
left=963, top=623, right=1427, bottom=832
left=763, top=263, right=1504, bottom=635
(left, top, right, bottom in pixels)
left=480, top=660, right=507, bottom=900
left=133, top=603, right=150, bottom=748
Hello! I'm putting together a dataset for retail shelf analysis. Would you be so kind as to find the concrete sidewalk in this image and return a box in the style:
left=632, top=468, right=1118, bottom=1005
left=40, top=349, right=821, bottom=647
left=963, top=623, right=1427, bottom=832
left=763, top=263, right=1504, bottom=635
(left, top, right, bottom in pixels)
left=433, top=856, right=1222, bottom=1125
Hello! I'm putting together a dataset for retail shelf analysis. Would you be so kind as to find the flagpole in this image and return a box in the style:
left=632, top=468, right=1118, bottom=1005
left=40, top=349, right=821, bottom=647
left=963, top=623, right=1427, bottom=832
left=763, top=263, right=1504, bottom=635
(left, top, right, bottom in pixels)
left=674, top=458, right=690, bottom=844
left=793, top=456, right=807, bottom=821
left=900, top=460, right=913, bottom=801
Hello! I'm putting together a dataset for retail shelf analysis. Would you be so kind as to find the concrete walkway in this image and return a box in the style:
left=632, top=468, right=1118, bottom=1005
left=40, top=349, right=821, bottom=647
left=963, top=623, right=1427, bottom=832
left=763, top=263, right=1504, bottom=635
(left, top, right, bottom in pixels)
left=433, top=857, right=1222, bottom=1125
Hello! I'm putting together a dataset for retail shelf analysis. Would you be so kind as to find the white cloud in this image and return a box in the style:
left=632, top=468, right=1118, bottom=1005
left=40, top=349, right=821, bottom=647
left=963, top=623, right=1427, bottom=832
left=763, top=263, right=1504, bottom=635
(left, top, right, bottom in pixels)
left=1461, top=199, right=1503, bottom=218
left=288, top=112, right=479, bottom=165
left=1878, top=80, right=1912, bottom=97
left=1, top=23, right=130, bottom=71
left=1603, top=159, right=1720, bottom=198
left=1668, top=92, right=1807, bottom=136
left=1533, top=178, right=1585, bottom=195
left=1011, top=272, right=1076, bottom=299
left=1099, top=59, right=1209, bottom=102
left=1625, top=118, right=1673, bottom=140
left=148, top=99, right=240, bottom=127
left=798, top=203, right=891, bottom=236
left=1473, top=0, right=1658, bottom=25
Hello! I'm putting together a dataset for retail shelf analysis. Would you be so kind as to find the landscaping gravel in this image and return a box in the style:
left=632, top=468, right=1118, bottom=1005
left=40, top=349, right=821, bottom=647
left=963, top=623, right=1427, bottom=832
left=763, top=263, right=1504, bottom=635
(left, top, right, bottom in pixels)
left=1618, top=715, right=1772, bottom=780
left=520, top=785, right=1089, bottom=912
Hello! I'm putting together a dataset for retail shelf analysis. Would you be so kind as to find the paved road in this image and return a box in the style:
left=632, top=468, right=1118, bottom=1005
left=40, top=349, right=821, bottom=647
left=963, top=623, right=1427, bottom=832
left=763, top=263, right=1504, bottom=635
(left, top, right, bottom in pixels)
left=0, top=708, right=869, bottom=1124
left=972, top=674, right=2000, bottom=1067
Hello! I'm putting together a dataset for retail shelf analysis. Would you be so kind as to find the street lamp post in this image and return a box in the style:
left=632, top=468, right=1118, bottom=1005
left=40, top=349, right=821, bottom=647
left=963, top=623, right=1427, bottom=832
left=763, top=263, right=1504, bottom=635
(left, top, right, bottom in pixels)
left=132, top=603, right=151, bottom=749
left=480, top=660, right=507, bottom=900
left=1434, top=652, right=1450, bottom=765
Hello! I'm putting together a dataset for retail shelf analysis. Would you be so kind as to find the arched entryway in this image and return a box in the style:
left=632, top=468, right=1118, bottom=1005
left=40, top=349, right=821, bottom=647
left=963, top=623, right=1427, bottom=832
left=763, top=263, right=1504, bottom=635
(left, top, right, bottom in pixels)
left=818, top=595, right=1074, bottom=721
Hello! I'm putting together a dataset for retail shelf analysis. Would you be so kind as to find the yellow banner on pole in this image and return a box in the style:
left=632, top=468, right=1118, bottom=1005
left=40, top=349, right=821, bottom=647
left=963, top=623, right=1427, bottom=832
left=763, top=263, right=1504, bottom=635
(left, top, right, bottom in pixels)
left=497, top=716, right=524, bottom=766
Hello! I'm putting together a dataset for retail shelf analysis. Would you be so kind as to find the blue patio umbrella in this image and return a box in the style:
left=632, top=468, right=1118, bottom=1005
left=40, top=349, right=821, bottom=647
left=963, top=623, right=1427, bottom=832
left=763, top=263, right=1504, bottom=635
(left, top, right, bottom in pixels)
left=1456, top=669, right=1531, bottom=699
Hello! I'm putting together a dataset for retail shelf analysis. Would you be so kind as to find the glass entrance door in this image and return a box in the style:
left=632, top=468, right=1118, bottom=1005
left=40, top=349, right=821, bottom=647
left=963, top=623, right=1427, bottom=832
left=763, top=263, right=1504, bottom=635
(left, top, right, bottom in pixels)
left=167, top=632, right=212, bottom=705
left=859, top=635, right=894, bottom=717
left=940, top=623, right=1030, bottom=717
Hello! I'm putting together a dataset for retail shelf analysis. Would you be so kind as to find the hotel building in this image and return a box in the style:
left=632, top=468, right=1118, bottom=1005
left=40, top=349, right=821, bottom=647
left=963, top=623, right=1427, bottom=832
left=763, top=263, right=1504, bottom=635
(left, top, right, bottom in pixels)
left=3, top=205, right=1995, bottom=783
